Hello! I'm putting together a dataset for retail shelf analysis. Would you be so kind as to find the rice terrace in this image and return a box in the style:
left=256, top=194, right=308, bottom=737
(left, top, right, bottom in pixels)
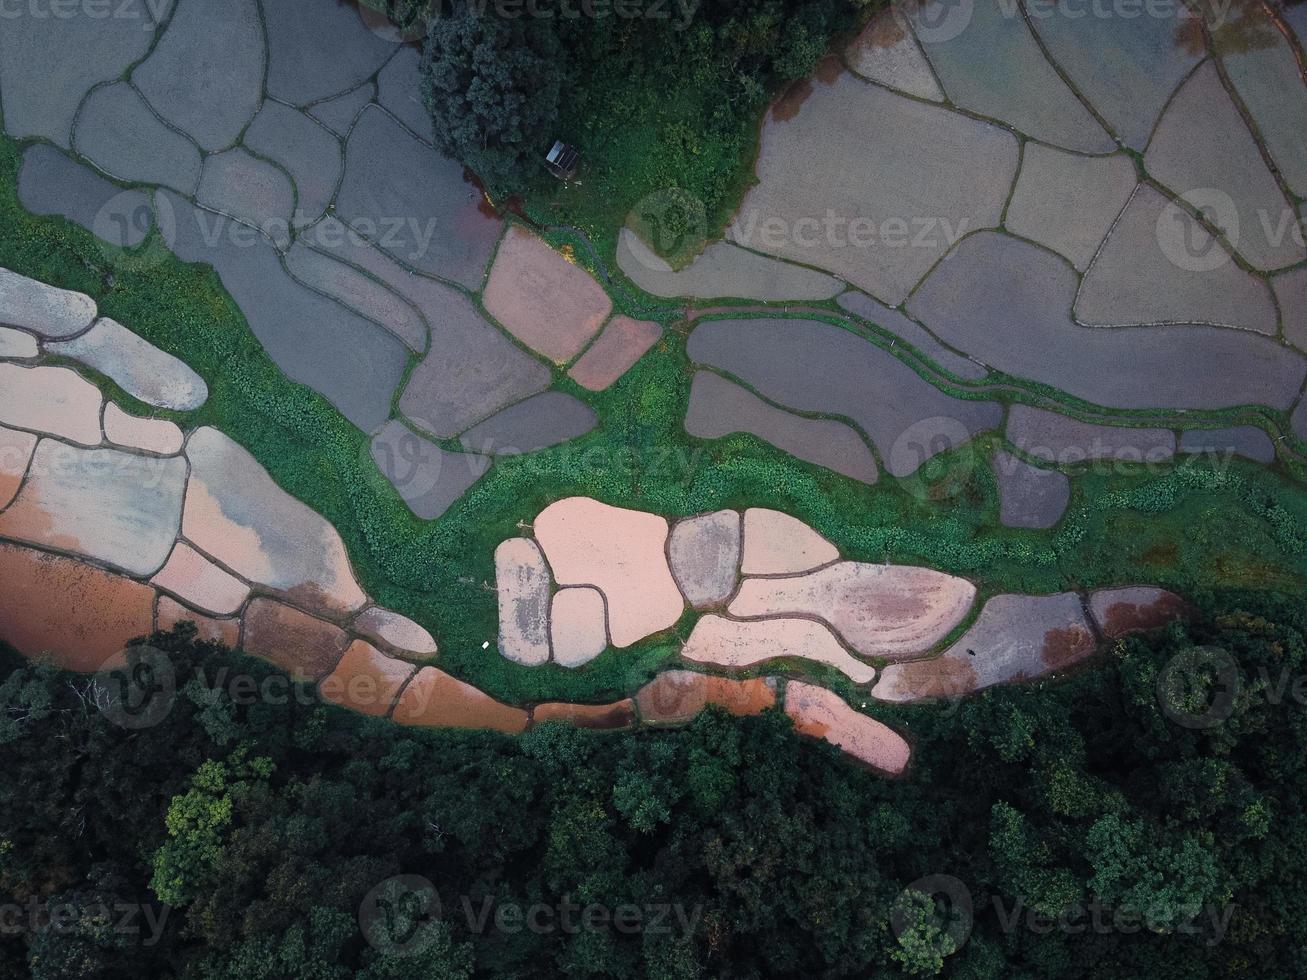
left=0, top=0, right=1306, bottom=975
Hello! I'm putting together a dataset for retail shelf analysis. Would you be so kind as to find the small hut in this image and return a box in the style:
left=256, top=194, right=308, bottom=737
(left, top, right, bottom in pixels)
left=544, top=140, right=580, bottom=180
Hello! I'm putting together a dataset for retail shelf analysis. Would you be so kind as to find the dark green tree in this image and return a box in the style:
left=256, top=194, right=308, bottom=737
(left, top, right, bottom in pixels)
left=420, top=3, right=563, bottom=190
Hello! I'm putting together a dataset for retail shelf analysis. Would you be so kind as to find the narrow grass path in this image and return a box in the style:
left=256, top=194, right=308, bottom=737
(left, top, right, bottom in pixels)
left=4, top=113, right=1307, bottom=708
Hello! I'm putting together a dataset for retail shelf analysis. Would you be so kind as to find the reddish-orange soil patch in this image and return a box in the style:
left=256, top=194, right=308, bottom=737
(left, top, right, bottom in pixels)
left=392, top=666, right=529, bottom=733
left=635, top=669, right=776, bottom=725
left=318, top=639, right=416, bottom=717
left=771, top=56, right=845, bottom=123
left=0, top=542, right=154, bottom=671
left=740, top=508, right=838, bottom=575
left=534, top=497, right=683, bottom=648
left=533, top=699, right=637, bottom=730
left=567, top=315, right=662, bottom=392
left=241, top=597, right=349, bottom=681
left=156, top=595, right=240, bottom=648
left=1090, top=587, right=1188, bottom=638
left=150, top=541, right=250, bottom=616
left=729, top=560, right=975, bottom=660
left=482, top=227, right=612, bottom=363
left=876, top=657, right=978, bottom=701
left=1040, top=624, right=1096, bottom=669
left=784, top=681, right=911, bottom=775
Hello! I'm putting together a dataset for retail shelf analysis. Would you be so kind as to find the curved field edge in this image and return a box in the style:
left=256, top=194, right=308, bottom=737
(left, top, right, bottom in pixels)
left=1, top=132, right=1306, bottom=706
left=5, top=588, right=1304, bottom=976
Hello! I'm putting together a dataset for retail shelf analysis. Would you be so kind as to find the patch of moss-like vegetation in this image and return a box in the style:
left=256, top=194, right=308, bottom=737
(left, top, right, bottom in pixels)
left=412, top=0, right=873, bottom=257
left=2, top=131, right=1306, bottom=708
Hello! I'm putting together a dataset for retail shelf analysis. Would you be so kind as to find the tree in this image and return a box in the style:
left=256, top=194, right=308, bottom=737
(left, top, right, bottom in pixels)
left=1085, top=813, right=1230, bottom=932
left=150, top=751, right=274, bottom=907
left=889, top=890, right=956, bottom=977
left=420, top=3, right=563, bottom=190
left=0, top=662, right=53, bottom=746
left=7, top=589, right=1307, bottom=976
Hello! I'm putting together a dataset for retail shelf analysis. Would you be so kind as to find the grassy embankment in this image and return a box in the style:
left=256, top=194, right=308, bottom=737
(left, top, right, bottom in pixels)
left=3, top=119, right=1307, bottom=708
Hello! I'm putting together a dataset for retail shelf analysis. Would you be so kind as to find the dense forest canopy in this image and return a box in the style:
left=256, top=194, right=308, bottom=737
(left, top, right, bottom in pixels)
left=413, top=0, right=868, bottom=236
left=2, top=591, right=1304, bottom=977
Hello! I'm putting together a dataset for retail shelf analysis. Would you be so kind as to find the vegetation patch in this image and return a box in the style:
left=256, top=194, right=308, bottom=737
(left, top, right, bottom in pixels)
left=2, top=130, right=1306, bottom=706
left=2, top=591, right=1306, bottom=975
left=410, top=0, right=872, bottom=256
